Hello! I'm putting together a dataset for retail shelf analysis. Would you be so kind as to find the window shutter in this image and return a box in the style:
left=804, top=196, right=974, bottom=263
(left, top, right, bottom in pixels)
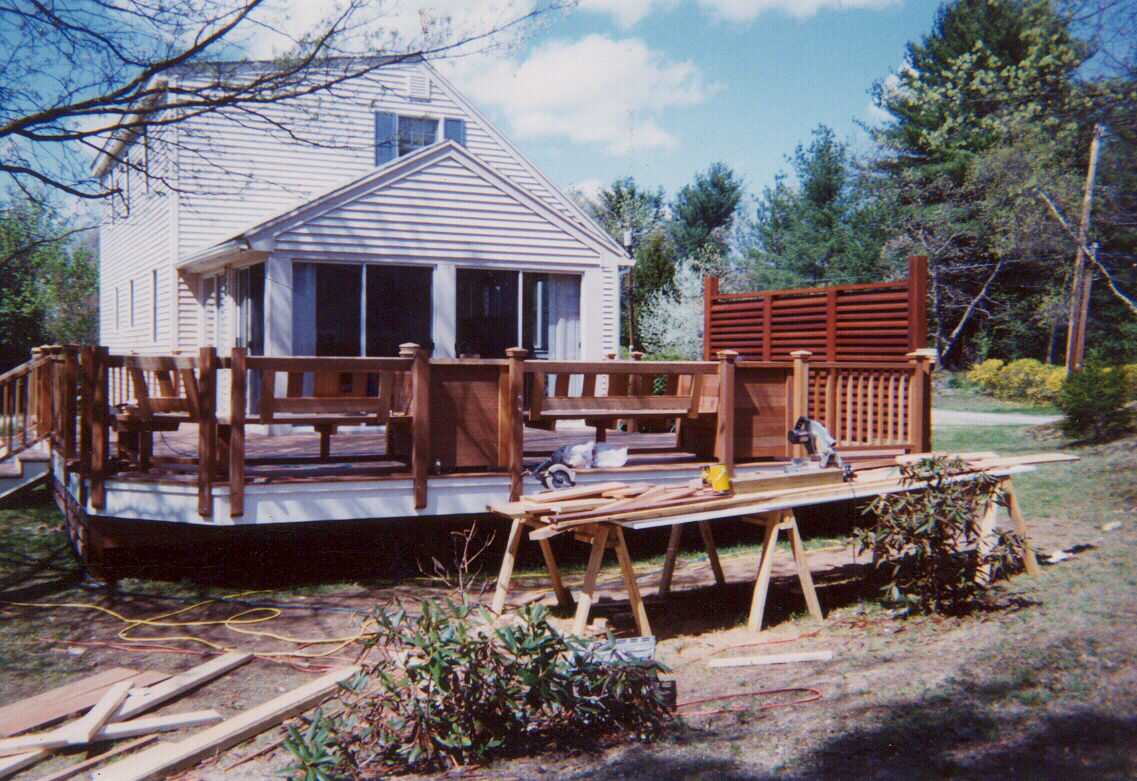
left=374, top=112, right=397, bottom=165
left=443, top=118, right=466, bottom=146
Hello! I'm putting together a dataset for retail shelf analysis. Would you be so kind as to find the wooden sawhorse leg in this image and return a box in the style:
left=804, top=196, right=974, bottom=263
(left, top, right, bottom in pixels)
left=1004, top=480, right=1041, bottom=576
left=491, top=517, right=526, bottom=614
left=572, top=526, right=610, bottom=634
left=976, top=478, right=1041, bottom=584
left=746, top=511, right=824, bottom=632
left=491, top=518, right=576, bottom=616
left=657, top=521, right=726, bottom=598
left=571, top=525, right=652, bottom=637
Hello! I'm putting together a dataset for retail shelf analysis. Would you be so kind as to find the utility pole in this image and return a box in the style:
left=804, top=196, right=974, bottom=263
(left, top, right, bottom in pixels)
left=1065, top=124, right=1103, bottom=373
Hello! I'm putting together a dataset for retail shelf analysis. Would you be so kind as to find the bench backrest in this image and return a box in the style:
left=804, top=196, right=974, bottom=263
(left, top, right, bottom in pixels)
left=246, top=356, right=414, bottom=424
left=111, top=355, right=205, bottom=420
left=527, top=360, right=719, bottom=420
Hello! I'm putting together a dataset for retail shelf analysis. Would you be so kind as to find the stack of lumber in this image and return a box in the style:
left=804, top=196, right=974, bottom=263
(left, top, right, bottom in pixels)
left=489, top=451, right=1078, bottom=540
left=0, top=653, right=358, bottom=781
left=0, top=653, right=252, bottom=779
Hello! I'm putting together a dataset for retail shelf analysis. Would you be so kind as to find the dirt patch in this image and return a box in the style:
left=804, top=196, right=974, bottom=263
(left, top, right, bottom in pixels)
left=2, top=428, right=1135, bottom=779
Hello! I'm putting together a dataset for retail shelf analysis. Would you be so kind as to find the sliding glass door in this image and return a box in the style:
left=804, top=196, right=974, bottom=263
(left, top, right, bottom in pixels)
left=456, top=269, right=580, bottom=360
left=292, top=262, right=433, bottom=357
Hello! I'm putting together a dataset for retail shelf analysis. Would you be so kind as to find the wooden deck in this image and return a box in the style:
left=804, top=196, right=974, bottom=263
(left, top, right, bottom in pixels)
left=1, top=339, right=932, bottom=571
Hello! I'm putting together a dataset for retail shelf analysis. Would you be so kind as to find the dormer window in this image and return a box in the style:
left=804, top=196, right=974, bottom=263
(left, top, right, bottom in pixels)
left=374, top=112, right=466, bottom=165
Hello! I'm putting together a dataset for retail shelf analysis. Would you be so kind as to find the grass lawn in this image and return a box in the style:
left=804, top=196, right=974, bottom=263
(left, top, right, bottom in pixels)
left=1, top=405, right=1135, bottom=778
left=935, top=373, right=1060, bottom=416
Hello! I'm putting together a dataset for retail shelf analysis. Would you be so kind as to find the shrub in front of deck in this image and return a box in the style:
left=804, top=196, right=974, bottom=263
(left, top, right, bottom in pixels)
left=1057, top=355, right=1132, bottom=441
left=284, top=600, right=672, bottom=777
left=855, top=457, right=1024, bottom=616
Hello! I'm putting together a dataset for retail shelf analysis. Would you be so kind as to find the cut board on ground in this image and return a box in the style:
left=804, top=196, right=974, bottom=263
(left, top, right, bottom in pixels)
left=97, top=666, right=360, bottom=781
left=0, top=669, right=169, bottom=738
left=707, top=650, right=835, bottom=668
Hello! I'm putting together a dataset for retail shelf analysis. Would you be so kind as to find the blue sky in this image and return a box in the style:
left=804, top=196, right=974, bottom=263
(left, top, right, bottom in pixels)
left=444, top=0, right=945, bottom=205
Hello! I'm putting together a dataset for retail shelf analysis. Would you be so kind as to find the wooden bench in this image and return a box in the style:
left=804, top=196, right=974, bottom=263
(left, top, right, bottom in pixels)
left=108, top=354, right=208, bottom=471
left=244, top=355, right=415, bottom=459
left=526, top=360, right=718, bottom=440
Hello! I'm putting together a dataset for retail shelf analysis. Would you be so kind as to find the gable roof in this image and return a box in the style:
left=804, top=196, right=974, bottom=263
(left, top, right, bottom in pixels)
left=424, top=62, right=628, bottom=258
left=178, top=140, right=630, bottom=272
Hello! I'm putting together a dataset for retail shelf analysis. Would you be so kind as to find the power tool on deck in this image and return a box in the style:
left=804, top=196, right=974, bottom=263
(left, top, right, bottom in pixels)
left=787, top=416, right=852, bottom=480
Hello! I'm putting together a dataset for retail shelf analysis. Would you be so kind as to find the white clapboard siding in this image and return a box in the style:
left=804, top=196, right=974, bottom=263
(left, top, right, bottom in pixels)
left=98, top=128, right=176, bottom=354
left=601, top=263, right=620, bottom=357
left=174, top=61, right=594, bottom=259
left=273, top=155, right=601, bottom=266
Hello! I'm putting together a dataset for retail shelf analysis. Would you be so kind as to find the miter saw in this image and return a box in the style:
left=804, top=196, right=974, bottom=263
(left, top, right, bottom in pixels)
left=787, top=416, right=852, bottom=480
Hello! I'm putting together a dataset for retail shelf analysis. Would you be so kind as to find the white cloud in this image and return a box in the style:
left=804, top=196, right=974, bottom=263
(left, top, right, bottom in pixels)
left=451, top=35, right=717, bottom=155
left=696, top=0, right=897, bottom=23
left=576, top=0, right=680, bottom=28
left=568, top=177, right=605, bottom=202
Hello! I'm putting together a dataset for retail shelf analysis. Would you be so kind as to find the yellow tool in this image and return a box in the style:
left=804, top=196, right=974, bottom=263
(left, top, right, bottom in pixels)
left=703, top=464, right=732, bottom=493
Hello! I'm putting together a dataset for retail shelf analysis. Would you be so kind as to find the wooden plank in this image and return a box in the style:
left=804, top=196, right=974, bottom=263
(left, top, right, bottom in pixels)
left=613, top=527, right=652, bottom=637
left=90, top=348, right=108, bottom=510
left=229, top=348, right=246, bottom=518
left=409, top=346, right=430, bottom=510
left=708, top=650, right=834, bottom=668
left=115, top=652, right=253, bottom=721
left=196, top=347, right=217, bottom=519
left=571, top=527, right=609, bottom=635
left=507, top=349, right=526, bottom=501
left=521, top=481, right=627, bottom=503
left=537, top=538, right=572, bottom=608
left=26, top=735, right=157, bottom=781
left=529, top=371, right=545, bottom=421
left=0, top=710, right=220, bottom=758
left=541, top=395, right=692, bottom=413
left=64, top=681, right=132, bottom=743
left=698, top=521, right=726, bottom=586
left=657, top=524, right=684, bottom=597
left=748, top=518, right=780, bottom=632
left=787, top=514, right=824, bottom=621
left=0, top=748, right=46, bottom=779
left=0, top=670, right=144, bottom=738
left=245, top=356, right=411, bottom=372
left=491, top=518, right=525, bottom=614
left=97, top=667, right=359, bottom=781
left=1003, top=479, right=1041, bottom=577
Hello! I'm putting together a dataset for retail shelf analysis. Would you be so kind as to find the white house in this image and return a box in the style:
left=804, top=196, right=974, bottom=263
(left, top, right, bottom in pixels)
left=94, top=56, right=628, bottom=367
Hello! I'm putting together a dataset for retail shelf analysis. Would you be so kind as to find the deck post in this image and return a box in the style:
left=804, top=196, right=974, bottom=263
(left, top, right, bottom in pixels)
left=401, top=343, right=430, bottom=510
left=790, top=350, right=812, bottom=458
left=197, top=346, right=217, bottom=519
left=908, top=255, right=929, bottom=353
left=714, top=350, right=737, bottom=476
left=626, top=351, right=644, bottom=433
left=90, top=347, right=108, bottom=511
left=907, top=350, right=933, bottom=454
left=702, top=276, right=719, bottom=361
left=505, top=347, right=527, bottom=501
left=78, top=347, right=95, bottom=488
left=63, top=347, right=79, bottom=463
left=229, top=347, right=246, bottom=518
left=31, top=348, right=49, bottom=439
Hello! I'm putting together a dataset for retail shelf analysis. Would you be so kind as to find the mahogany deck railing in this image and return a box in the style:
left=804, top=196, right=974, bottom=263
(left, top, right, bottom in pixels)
left=26, top=344, right=933, bottom=523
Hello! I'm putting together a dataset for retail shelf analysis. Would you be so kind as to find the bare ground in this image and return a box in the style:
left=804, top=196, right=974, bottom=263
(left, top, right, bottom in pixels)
left=1, top=423, right=1135, bottom=780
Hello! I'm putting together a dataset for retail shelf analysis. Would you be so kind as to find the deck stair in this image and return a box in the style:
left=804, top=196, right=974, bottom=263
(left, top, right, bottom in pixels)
left=0, top=441, right=50, bottom=503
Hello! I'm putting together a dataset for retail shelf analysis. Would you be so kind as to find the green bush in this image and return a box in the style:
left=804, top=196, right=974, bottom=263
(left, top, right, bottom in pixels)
left=285, top=600, right=672, bottom=777
left=855, top=457, right=1025, bottom=616
left=1057, top=355, right=1132, bottom=441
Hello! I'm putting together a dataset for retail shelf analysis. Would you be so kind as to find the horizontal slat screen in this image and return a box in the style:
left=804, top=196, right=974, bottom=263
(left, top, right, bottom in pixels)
left=704, top=256, right=927, bottom=362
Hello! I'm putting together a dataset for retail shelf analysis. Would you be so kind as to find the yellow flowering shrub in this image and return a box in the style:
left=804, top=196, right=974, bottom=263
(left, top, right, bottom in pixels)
left=966, top=359, right=1005, bottom=392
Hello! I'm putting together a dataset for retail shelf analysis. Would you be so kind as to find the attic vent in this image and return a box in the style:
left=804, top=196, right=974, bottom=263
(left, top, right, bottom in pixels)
left=407, top=73, right=431, bottom=101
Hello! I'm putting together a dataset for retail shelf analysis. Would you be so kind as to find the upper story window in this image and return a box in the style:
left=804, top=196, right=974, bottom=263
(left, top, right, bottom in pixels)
left=398, top=116, right=437, bottom=157
left=374, top=112, right=466, bottom=166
